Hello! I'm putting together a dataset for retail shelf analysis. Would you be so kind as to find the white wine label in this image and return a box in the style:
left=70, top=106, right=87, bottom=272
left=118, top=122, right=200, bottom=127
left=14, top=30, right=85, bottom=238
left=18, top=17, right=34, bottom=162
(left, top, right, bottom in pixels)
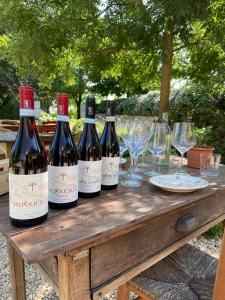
left=78, top=160, right=102, bottom=193
left=84, top=118, right=96, bottom=124
left=9, top=172, right=48, bottom=220
left=101, top=156, right=120, bottom=186
left=48, top=165, right=78, bottom=203
left=19, top=108, right=35, bottom=117
left=57, top=115, right=69, bottom=122
left=106, top=116, right=115, bottom=122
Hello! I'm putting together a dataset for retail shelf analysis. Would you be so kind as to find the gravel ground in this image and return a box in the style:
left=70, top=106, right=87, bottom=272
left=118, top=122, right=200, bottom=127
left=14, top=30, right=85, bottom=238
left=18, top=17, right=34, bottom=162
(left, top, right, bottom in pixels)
left=0, top=233, right=221, bottom=300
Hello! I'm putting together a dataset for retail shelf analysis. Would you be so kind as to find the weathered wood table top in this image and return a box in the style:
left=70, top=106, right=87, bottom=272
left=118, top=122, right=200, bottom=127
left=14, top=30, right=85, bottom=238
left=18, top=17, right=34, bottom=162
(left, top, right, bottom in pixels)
left=1, top=160, right=225, bottom=264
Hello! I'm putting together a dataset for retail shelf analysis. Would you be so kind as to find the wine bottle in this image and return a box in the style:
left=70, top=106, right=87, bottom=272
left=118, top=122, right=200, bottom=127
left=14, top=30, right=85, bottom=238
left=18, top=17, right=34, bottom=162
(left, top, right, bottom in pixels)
left=9, top=86, right=48, bottom=227
left=100, top=96, right=120, bottom=189
left=48, top=93, right=79, bottom=209
left=78, top=96, right=102, bottom=198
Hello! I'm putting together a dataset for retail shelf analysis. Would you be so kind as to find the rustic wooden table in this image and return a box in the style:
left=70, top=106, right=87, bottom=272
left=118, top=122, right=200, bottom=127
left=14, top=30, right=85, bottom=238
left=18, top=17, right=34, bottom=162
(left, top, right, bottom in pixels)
left=0, top=162, right=225, bottom=300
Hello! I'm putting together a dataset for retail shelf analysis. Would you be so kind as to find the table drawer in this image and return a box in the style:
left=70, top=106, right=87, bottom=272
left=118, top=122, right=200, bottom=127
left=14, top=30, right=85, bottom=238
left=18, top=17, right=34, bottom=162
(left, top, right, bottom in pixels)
left=91, top=192, right=225, bottom=289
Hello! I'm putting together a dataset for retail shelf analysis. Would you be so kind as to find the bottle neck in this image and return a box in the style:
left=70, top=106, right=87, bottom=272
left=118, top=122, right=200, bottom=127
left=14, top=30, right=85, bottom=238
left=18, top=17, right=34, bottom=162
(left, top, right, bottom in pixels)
left=18, top=116, right=37, bottom=136
left=56, top=120, right=71, bottom=132
left=105, top=100, right=115, bottom=122
left=19, top=115, right=36, bottom=126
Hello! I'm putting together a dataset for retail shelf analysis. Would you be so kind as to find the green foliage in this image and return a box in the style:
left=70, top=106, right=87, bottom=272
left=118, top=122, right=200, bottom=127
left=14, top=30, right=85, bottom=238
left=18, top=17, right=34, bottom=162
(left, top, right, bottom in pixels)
left=0, top=60, right=20, bottom=119
left=97, top=92, right=159, bottom=116
left=0, top=95, right=18, bottom=119
left=39, top=111, right=56, bottom=122
left=70, top=118, right=84, bottom=135
left=1, top=0, right=224, bottom=101
left=194, top=127, right=213, bottom=146
left=203, top=223, right=223, bottom=238
left=168, top=86, right=225, bottom=163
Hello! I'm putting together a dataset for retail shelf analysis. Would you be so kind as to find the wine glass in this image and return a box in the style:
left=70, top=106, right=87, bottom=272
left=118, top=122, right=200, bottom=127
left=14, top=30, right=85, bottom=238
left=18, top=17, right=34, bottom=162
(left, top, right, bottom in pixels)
left=172, top=122, right=196, bottom=173
left=115, top=118, right=129, bottom=176
left=145, top=123, right=167, bottom=177
left=121, top=119, right=149, bottom=187
left=133, top=120, right=155, bottom=173
left=118, top=141, right=128, bottom=175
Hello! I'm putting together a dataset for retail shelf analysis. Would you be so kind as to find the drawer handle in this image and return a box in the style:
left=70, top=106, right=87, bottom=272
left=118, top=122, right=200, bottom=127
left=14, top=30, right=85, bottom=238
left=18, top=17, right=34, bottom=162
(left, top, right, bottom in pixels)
left=176, top=214, right=199, bottom=233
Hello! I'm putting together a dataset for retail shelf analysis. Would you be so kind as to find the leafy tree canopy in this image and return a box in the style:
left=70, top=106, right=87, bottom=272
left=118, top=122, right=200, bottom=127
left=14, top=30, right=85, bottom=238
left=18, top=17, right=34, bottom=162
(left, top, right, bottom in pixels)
left=0, top=0, right=224, bottom=113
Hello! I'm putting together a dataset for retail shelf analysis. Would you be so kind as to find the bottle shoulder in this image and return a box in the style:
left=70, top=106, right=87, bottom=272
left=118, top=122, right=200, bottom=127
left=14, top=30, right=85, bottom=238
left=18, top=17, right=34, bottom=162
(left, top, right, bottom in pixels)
left=100, top=123, right=119, bottom=154
left=9, top=129, right=47, bottom=173
left=78, top=124, right=100, bottom=148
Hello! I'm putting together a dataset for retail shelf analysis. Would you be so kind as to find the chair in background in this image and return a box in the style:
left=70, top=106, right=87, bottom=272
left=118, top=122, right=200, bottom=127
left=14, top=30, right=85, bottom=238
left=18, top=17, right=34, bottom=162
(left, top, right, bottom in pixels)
left=117, top=244, right=217, bottom=300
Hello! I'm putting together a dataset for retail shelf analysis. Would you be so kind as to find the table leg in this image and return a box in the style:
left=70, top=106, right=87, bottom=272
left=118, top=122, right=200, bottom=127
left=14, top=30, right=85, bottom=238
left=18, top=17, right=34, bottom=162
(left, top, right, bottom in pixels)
left=58, top=250, right=91, bottom=300
left=7, top=241, right=26, bottom=300
left=213, top=223, right=225, bottom=300
left=117, top=283, right=130, bottom=300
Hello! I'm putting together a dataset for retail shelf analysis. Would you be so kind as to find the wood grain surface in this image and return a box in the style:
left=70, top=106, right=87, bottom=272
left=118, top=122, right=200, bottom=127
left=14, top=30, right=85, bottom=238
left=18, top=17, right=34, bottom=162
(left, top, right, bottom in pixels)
left=0, top=163, right=225, bottom=263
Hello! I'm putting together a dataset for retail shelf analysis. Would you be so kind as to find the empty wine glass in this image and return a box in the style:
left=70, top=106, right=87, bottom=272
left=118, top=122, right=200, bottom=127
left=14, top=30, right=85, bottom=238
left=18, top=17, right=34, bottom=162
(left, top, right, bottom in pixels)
left=145, top=123, right=167, bottom=177
left=172, top=122, right=196, bottom=173
left=121, top=119, right=148, bottom=187
left=118, top=141, right=128, bottom=175
left=133, top=120, right=154, bottom=173
left=115, top=118, right=129, bottom=176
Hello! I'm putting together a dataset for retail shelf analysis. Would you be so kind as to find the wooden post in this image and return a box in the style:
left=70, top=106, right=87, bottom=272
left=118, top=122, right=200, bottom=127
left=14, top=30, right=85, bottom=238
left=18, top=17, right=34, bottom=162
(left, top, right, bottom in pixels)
left=213, top=223, right=225, bottom=300
left=117, top=283, right=130, bottom=300
left=8, top=241, right=26, bottom=300
left=58, top=250, right=91, bottom=300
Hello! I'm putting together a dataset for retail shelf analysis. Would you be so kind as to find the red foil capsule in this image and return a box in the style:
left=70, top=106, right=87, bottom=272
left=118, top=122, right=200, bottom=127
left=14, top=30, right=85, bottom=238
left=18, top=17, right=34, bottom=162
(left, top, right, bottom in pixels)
left=57, top=93, right=69, bottom=116
left=19, top=86, right=34, bottom=109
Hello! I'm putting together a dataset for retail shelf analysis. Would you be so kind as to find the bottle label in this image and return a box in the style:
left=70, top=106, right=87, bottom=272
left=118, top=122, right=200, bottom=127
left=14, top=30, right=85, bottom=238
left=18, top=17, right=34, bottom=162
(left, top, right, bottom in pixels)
left=106, top=116, right=115, bottom=122
left=78, top=160, right=102, bottom=193
left=84, top=118, right=96, bottom=124
left=48, top=165, right=78, bottom=203
left=101, top=156, right=120, bottom=185
left=57, top=115, right=69, bottom=122
left=9, top=172, right=48, bottom=220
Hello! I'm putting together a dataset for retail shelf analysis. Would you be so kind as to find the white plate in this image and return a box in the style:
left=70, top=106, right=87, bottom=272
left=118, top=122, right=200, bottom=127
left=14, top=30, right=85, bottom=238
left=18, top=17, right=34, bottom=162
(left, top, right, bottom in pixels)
left=149, top=174, right=209, bottom=193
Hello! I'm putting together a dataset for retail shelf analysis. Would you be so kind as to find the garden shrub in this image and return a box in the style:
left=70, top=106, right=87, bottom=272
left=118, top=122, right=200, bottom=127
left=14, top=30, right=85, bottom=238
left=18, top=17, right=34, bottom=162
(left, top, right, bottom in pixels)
left=0, top=96, right=18, bottom=119
left=169, top=87, right=225, bottom=163
left=99, top=86, right=225, bottom=163
left=97, top=92, right=159, bottom=116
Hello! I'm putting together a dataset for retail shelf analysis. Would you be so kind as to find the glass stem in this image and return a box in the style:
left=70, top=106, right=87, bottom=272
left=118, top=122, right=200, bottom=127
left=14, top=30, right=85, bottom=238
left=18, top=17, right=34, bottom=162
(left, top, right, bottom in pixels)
left=130, top=155, right=138, bottom=179
left=180, top=153, right=184, bottom=173
left=152, top=154, right=157, bottom=173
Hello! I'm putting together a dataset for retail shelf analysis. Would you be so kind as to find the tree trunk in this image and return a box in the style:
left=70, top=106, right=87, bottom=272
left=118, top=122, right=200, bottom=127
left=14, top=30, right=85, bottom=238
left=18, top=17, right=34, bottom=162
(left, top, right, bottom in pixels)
left=159, top=30, right=173, bottom=118
left=76, top=94, right=82, bottom=119
left=71, top=93, right=82, bottom=119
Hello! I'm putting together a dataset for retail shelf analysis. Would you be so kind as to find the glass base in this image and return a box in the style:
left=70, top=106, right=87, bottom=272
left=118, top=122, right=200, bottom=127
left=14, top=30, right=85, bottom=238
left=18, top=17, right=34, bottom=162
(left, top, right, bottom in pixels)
left=144, top=171, right=160, bottom=177
left=120, top=179, right=141, bottom=187
left=157, top=162, right=169, bottom=166
left=138, top=162, right=150, bottom=168
left=124, top=173, right=143, bottom=180
left=134, top=167, right=145, bottom=173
